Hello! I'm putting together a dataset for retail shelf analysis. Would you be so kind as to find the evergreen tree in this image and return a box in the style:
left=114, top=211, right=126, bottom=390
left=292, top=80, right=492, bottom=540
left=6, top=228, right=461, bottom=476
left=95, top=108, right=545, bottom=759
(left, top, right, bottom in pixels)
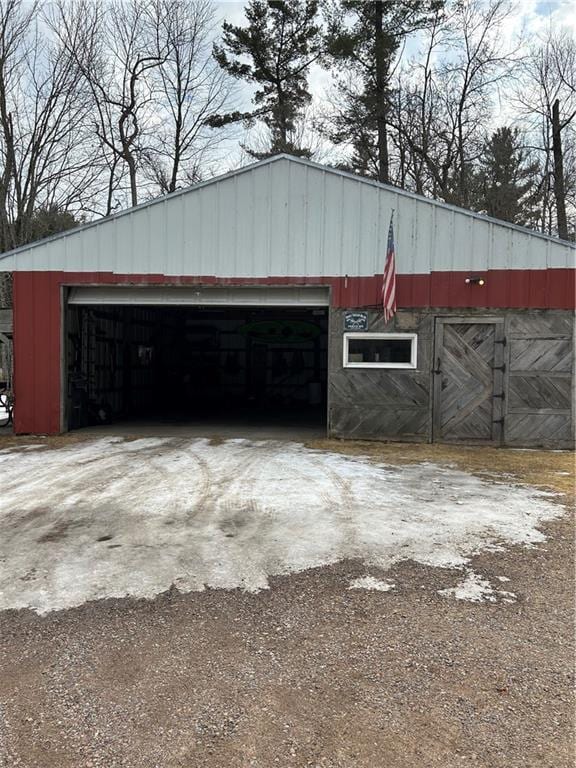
left=209, top=0, right=322, bottom=158
left=0, top=206, right=78, bottom=321
left=476, top=127, right=540, bottom=226
left=23, top=206, right=79, bottom=246
left=322, top=0, right=444, bottom=183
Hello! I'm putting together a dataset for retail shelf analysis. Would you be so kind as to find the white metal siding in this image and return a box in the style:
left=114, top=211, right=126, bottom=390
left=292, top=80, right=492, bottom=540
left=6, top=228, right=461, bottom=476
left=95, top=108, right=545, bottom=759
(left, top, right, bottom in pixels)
left=1, top=156, right=573, bottom=275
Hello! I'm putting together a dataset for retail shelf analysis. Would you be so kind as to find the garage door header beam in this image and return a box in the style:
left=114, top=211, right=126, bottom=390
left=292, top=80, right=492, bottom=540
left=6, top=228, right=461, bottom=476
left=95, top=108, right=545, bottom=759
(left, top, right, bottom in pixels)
left=67, top=286, right=330, bottom=307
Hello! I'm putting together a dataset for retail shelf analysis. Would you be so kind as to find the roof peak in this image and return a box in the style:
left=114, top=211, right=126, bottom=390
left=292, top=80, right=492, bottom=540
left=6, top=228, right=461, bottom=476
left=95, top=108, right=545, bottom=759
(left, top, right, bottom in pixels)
left=0, top=153, right=573, bottom=262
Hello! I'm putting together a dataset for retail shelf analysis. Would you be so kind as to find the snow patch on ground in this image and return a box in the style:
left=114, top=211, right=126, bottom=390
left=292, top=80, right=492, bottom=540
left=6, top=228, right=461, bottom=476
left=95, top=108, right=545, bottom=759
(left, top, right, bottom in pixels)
left=0, top=437, right=560, bottom=613
left=349, top=576, right=395, bottom=592
left=438, top=571, right=518, bottom=603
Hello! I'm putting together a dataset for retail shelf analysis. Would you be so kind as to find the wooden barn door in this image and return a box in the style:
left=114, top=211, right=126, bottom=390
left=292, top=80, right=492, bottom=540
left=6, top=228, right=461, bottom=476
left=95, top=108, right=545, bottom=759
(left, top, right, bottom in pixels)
left=433, top=318, right=505, bottom=444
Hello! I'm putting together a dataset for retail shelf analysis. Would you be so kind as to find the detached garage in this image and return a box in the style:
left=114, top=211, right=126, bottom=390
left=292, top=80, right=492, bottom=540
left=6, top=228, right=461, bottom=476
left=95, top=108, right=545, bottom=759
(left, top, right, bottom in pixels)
left=1, top=155, right=574, bottom=447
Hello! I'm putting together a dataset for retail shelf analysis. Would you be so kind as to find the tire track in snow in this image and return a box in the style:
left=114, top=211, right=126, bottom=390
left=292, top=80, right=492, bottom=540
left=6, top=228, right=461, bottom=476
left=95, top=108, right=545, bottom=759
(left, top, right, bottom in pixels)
left=0, top=437, right=564, bottom=613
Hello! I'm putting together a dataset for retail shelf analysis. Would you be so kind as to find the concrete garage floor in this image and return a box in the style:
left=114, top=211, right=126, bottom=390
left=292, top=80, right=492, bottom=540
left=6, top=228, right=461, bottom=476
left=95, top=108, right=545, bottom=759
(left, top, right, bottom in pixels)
left=0, top=435, right=573, bottom=767
left=75, top=416, right=327, bottom=441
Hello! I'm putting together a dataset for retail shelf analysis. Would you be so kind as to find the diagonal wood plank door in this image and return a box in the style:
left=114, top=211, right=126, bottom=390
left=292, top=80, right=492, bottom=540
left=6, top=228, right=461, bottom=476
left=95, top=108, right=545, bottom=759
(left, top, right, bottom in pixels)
left=433, top=319, right=505, bottom=443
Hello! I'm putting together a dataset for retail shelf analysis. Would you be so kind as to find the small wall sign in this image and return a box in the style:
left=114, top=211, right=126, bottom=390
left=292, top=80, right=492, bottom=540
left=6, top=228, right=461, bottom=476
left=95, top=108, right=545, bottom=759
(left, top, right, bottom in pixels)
left=344, top=312, right=368, bottom=331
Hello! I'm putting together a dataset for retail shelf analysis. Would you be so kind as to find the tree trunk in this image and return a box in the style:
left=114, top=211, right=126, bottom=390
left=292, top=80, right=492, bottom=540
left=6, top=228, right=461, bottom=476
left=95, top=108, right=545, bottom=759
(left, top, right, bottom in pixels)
left=374, top=0, right=389, bottom=184
left=169, top=100, right=183, bottom=193
left=169, top=142, right=180, bottom=194
left=552, top=99, right=568, bottom=240
left=126, top=152, right=138, bottom=208
left=276, top=81, right=289, bottom=152
left=0, top=273, right=11, bottom=308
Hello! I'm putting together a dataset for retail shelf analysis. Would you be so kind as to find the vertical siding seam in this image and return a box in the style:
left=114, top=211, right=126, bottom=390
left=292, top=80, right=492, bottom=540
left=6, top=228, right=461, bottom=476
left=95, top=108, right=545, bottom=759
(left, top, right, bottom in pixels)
left=215, top=181, right=221, bottom=278
left=286, top=161, right=292, bottom=279
left=303, top=165, right=309, bottom=277
left=356, top=179, right=362, bottom=283
left=233, top=173, right=238, bottom=277
left=94, top=222, right=100, bottom=274
left=412, top=194, right=418, bottom=276
left=450, top=210, right=456, bottom=274
left=70, top=222, right=75, bottom=268
left=128, top=205, right=134, bottom=275
left=338, top=176, right=345, bottom=278
left=162, top=200, right=166, bottom=274
left=430, top=203, right=437, bottom=278
left=177, top=196, right=182, bottom=276
left=267, top=165, right=273, bottom=278
left=412, top=196, right=419, bottom=274
left=320, top=170, right=327, bottom=277
left=112, top=218, right=117, bottom=276
left=199, top=189, right=207, bottom=276
left=250, top=169, right=255, bottom=278
left=394, top=193, right=401, bottom=274
left=489, top=222, right=494, bottom=271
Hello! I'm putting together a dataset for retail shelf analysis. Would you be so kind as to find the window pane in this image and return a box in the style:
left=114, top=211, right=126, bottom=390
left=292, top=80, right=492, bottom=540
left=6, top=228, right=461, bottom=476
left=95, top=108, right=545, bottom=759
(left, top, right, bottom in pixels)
left=348, top=338, right=412, bottom=364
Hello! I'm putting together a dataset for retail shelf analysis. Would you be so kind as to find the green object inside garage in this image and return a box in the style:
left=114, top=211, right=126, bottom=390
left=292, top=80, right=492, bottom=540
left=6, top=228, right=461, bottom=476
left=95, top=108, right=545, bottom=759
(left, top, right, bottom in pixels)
left=66, top=304, right=328, bottom=431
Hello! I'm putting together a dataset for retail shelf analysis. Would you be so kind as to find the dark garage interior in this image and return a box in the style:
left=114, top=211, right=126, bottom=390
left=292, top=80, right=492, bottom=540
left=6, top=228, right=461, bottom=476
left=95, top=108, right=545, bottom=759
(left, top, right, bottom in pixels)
left=66, top=304, right=328, bottom=433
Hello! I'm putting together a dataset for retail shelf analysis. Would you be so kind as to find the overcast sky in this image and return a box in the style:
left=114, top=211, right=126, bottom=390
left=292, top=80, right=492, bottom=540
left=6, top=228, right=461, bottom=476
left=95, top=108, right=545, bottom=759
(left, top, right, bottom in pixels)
left=210, top=0, right=576, bottom=169
left=215, top=0, right=576, bottom=30
left=213, top=0, right=576, bottom=54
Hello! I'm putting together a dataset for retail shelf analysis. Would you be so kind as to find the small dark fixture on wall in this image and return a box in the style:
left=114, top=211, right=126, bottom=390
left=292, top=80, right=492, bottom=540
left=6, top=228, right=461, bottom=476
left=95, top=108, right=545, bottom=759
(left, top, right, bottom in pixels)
left=465, top=276, right=486, bottom=286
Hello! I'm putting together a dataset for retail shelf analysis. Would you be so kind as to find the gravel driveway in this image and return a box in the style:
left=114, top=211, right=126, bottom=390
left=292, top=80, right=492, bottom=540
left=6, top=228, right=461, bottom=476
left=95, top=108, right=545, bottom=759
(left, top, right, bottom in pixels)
left=0, top=436, right=573, bottom=767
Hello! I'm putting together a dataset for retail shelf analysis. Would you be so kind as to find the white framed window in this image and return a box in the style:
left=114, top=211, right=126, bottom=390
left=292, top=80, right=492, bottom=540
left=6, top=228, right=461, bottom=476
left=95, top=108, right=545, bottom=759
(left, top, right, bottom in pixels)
left=343, top=333, right=418, bottom=369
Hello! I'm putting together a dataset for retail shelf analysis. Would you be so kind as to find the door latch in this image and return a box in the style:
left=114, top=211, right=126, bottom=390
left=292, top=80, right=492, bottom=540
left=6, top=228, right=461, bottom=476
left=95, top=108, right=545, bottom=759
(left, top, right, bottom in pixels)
left=433, top=356, right=442, bottom=374
left=492, top=364, right=506, bottom=372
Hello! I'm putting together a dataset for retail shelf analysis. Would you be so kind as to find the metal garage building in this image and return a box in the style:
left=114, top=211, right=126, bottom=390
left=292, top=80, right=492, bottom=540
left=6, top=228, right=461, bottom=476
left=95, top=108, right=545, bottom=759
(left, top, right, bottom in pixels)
left=1, top=155, right=574, bottom=447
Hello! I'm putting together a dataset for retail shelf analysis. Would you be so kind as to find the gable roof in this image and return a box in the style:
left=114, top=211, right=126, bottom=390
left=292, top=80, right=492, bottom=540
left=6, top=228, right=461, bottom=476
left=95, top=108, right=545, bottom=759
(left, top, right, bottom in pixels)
left=0, top=154, right=573, bottom=276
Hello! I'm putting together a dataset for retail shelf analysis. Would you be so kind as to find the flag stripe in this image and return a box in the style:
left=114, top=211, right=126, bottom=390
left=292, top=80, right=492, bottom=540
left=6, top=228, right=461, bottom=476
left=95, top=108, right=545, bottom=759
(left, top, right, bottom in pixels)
left=382, top=213, right=397, bottom=324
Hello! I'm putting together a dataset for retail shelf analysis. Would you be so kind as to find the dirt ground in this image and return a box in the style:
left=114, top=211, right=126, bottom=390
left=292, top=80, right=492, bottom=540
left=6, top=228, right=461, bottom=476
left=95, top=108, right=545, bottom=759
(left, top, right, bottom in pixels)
left=0, top=435, right=574, bottom=767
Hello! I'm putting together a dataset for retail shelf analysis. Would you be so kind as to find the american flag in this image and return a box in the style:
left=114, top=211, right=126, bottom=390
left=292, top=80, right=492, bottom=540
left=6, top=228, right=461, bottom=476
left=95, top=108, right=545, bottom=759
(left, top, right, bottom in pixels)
left=382, top=212, right=397, bottom=324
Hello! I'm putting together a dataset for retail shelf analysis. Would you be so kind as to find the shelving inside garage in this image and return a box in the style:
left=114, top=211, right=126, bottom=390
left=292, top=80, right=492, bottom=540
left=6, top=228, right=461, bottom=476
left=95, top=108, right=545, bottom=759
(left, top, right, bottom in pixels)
left=65, top=304, right=328, bottom=429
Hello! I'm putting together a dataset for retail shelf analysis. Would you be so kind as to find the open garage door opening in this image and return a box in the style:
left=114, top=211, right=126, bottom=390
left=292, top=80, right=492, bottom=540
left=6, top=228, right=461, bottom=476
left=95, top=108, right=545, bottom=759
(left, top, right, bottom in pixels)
left=65, top=300, right=329, bottom=438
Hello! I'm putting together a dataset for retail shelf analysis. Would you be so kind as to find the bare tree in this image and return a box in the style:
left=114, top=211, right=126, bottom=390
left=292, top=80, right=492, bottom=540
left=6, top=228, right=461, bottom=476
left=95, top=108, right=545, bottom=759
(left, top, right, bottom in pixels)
left=49, top=0, right=234, bottom=207
left=48, top=0, right=170, bottom=210
left=388, top=7, right=446, bottom=194
left=514, top=30, right=576, bottom=240
left=0, top=0, right=98, bottom=390
left=141, top=0, right=232, bottom=194
left=0, top=0, right=96, bottom=251
left=393, top=0, right=517, bottom=206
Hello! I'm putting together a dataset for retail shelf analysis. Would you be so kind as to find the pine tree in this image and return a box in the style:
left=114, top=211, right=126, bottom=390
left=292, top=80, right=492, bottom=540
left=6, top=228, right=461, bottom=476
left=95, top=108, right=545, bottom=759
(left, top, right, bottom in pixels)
left=209, top=0, right=322, bottom=159
left=476, top=127, right=541, bottom=226
left=322, top=0, right=444, bottom=183
left=24, top=206, right=79, bottom=246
